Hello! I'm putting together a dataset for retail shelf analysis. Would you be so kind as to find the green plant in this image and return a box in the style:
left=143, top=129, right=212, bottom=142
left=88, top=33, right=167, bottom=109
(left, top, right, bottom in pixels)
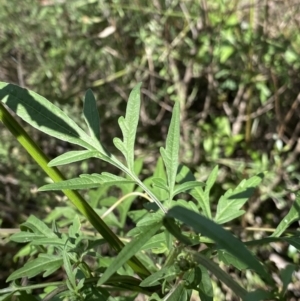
left=0, top=82, right=299, bottom=300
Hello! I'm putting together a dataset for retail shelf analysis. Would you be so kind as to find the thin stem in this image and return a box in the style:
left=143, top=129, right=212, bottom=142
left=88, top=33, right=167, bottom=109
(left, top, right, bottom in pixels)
left=0, top=102, right=150, bottom=278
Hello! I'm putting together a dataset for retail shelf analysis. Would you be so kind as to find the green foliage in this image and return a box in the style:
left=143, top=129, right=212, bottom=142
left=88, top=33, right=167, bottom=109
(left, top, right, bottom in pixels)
left=1, top=82, right=300, bottom=300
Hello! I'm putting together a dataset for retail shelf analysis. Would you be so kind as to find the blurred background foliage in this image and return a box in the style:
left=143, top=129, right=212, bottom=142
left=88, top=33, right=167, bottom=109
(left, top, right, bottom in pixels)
left=1, top=0, right=300, bottom=298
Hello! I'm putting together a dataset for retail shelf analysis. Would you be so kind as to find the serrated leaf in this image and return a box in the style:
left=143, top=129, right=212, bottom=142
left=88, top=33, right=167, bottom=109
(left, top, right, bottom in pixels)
left=167, top=206, right=272, bottom=284
left=19, top=215, right=57, bottom=238
left=190, top=166, right=218, bottom=219
left=98, top=220, right=162, bottom=285
left=272, top=193, right=300, bottom=237
left=0, top=82, right=97, bottom=150
left=63, top=246, right=76, bottom=289
left=113, top=83, right=141, bottom=171
left=38, top=173, right=135, bottom=191
left=173, top=181, right=204, bottom=197
left=160, top=101, right=180, bottom=201
left=6, top=254, right=63, bottom=281
left=215, top=173, right=264, bottom=224
left=48, top=150, right=99, bottom=167
left=83, top=89, right=100, bottom=141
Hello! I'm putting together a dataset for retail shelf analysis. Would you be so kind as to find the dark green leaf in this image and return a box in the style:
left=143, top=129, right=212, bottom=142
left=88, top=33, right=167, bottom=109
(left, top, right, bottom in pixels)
left=48, top=150, right=99, bottom=167
left=83, top=89, right=100, bottom=141
left=167, top=206, right=272, bottom=284
left=160, top=101, right=180, bottom=201
left=0, top=82, right=97, bottom=150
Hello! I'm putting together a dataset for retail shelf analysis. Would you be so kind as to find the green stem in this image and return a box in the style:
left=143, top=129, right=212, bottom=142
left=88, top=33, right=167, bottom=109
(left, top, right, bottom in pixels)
left=0, top=102, right=150, bottom=278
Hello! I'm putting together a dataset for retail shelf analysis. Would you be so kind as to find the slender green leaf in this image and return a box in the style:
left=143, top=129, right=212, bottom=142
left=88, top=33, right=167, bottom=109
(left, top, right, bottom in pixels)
left=6, top=254, right=63, bottom=281
left=163, top=282, right=187, bottom=301
left=10, top=232, right=44, bottom=243
left=189, top=251, right=247, bottom=299
left=83, top=89, right=100, bottom=141
left=113, top=83, right=141, bottom=171
left=141, top=232, right=166, bottom=251
left=167, top=206, right=272, bottom=284
left=98, top=220, right=162, bottom=285
left=197, top=266, right=213, bottom=301
left=190, top=166, right=218, bottom=218
left=244, top=289, right=274, bottom=301
left=140, top=265, right=177, bottom=287
left=0, top=292, right=15, bottom=301
left=63, top=246, right=76, bottom=290
left=272, top=193, right=300, bottom=237
left=163, top=217, right=193, bottom=245
left=173, top=181, right=204, bottom=197
left=218, top=249, right=248, bottom=270
left=30, top=238, right=66, bottom=247
left=48, top=150, right=99, bottom=167
left=215, top=173, right=264, bottom=224
left=160, top=101, right=180, bottom=201
left=38, top=173, right=135, bottom=191
left=0, top=82, right=97, bottom=150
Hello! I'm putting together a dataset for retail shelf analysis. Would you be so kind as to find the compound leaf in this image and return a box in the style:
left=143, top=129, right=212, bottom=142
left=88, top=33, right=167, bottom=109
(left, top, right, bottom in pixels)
left=7, top=254, right=63, bottom=281
left=38, top=173, right=134, bottom=191
left=159, top=101, right=180, bottom=201
left=113, top=83, right=141, bottom=171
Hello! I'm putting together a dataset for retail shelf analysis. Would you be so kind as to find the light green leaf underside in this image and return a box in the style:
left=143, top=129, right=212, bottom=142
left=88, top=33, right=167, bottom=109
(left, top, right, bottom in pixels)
left=19, top=215, right=57, bottom=238
left=160, top=101, right=180, bottom=199
left=113, top=83, right=141, bottom=171
left=173, top=181, right=204, bottom=197
left=98, top=220, right=162, bottom=285
left=6, top=254, right=63, bottom=281
left=215, top=173, right=264, bottom=224
left=190, top=166, right=219, bottom=219
left=167, top=206, right=272, bottom=284
left=38, top=173, right=135, bottom=191
left=0, top=82, right=96, bottom=150
left=272, top=193, right=300, bottom=237
left=48, top=150, right=99, bottom=167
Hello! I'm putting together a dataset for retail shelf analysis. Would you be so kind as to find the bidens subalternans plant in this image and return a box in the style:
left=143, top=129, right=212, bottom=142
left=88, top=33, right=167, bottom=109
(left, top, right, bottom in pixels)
left=0, top=82, right=299, bottom=301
